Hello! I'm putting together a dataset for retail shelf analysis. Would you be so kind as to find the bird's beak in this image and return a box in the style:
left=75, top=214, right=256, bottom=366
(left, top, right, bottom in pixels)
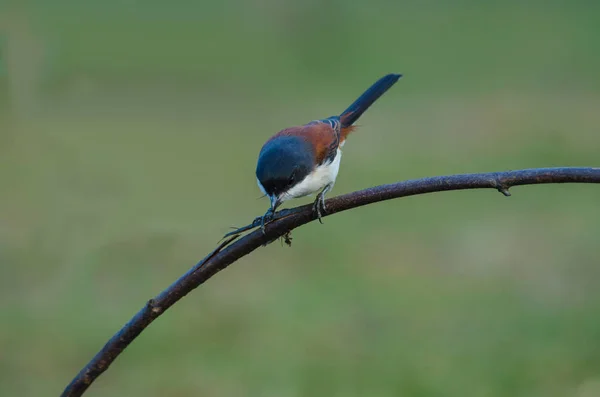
left=269, top=195, right=281, bottom=211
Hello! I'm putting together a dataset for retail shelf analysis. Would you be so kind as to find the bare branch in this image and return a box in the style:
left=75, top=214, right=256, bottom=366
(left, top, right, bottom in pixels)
left=61, top=167, right=600, bottom=397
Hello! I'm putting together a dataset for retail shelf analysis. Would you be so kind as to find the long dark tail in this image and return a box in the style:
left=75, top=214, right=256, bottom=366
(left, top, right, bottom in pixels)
left=339, top=73, right=402, bottom=128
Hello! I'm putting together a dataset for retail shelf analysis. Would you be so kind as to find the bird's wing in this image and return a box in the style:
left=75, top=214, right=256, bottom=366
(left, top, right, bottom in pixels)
left=269, top=117, right=341, bottom=165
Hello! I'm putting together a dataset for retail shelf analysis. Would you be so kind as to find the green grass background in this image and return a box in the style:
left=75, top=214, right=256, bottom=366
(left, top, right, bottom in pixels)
left=1, top=1, right=600, bottom=396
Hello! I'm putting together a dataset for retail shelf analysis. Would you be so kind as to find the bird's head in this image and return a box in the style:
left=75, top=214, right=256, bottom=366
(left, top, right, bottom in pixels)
left=256, top=135, right=314, bottom=210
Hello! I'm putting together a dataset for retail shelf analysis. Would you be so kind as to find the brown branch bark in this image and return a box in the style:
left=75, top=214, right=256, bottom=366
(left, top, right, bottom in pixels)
left=61, top=167, right=600, bottom=397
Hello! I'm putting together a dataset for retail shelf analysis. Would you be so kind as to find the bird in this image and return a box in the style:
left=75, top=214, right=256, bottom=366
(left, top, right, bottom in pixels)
left=255, top=73, right=402, bottom=229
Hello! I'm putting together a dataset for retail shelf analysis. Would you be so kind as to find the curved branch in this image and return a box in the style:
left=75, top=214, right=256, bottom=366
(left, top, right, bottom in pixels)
left=61, top=167, right=600, bottom=397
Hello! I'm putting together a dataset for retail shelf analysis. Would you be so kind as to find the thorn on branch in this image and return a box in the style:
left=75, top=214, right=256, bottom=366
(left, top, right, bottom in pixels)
left=492, top=176, right=512, bottom=197
left=497, top=187, right=511, bottom=197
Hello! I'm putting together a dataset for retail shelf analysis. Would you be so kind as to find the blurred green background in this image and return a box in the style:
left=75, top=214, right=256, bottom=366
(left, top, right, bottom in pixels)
left=1, top=1, right=600, bottom=396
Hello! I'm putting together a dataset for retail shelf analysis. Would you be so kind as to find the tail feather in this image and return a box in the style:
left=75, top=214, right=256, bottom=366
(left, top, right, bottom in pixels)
left=339, top=73, right=402, bottom=128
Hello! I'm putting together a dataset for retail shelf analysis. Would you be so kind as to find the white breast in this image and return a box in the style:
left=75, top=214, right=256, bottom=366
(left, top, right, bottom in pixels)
left=282, top=149, right=342, bottom=202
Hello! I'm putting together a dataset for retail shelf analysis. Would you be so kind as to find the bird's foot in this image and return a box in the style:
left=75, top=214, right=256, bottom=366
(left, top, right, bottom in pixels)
left=312, top=191, right=327, bottom=224
left=260, top=208, right=275, bottom=234
left=221, top=209, right=275, bottom=240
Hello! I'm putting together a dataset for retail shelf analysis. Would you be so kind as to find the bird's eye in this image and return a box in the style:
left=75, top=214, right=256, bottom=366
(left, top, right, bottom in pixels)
left=289, top=174, right=295, bottom=184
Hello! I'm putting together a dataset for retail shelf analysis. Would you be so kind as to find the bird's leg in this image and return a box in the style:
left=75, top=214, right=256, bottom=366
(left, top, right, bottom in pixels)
left=260, top=207, right=275, bottom=234
left=312, top=184, right=332, bottom=224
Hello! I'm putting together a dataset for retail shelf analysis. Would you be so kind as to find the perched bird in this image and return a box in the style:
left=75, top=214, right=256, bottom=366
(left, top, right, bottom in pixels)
left=255, top=73, right=402, bottom=228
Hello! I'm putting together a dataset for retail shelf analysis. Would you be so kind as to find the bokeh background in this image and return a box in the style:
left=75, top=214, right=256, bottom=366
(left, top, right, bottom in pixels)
left=1, top=1, right=600, bottom=396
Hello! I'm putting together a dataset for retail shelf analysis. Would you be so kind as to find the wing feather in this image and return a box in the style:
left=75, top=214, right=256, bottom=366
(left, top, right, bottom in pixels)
left=268, top=117, right=341, bottom=165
